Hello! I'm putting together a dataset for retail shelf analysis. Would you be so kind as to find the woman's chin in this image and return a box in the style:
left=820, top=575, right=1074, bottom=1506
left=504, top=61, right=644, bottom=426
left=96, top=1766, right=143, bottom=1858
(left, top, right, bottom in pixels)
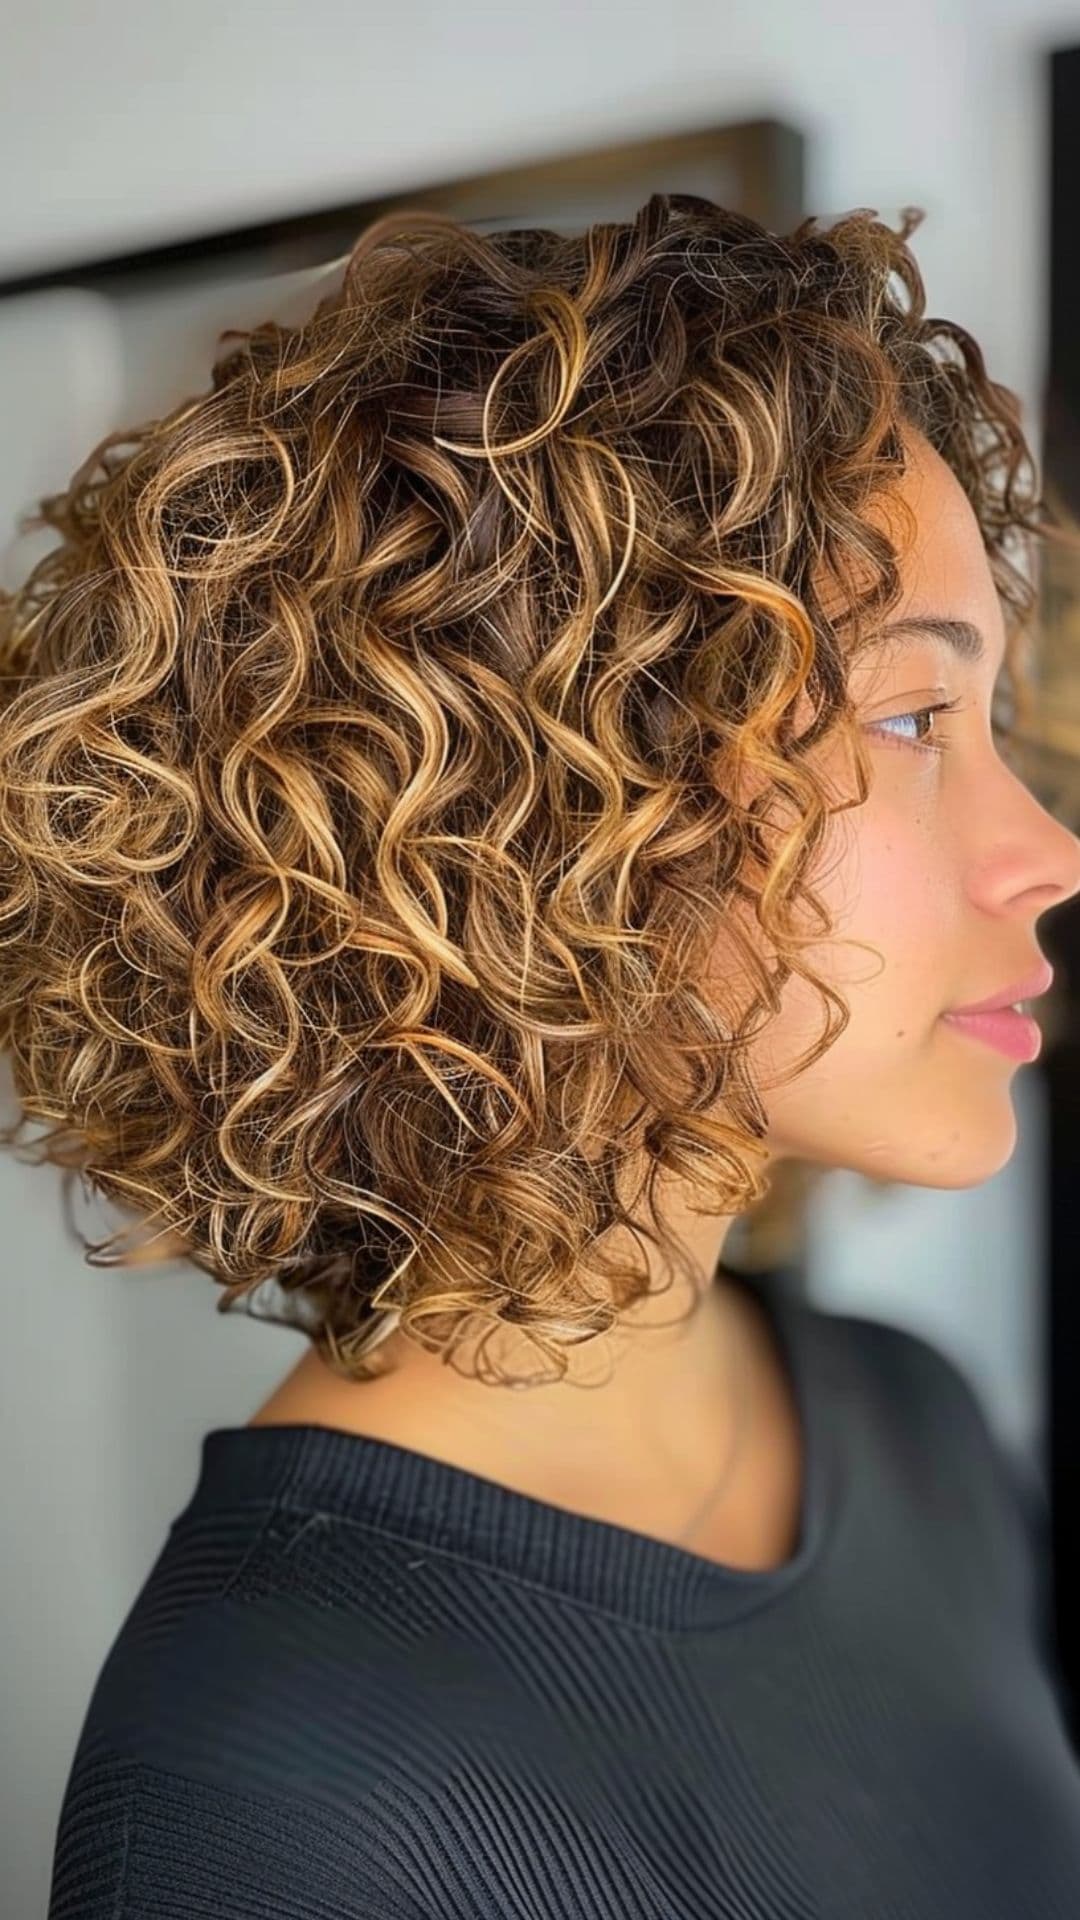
left=855, top=1100, right=1020, bottom=1190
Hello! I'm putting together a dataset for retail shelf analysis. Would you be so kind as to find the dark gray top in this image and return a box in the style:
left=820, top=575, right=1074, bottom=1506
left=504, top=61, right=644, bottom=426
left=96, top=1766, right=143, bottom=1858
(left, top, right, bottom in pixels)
left=47, top=1278, right=1080, bottom=1917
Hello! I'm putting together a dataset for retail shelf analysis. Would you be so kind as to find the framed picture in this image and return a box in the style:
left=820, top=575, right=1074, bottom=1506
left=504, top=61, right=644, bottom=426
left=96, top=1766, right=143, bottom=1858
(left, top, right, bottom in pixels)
left=1, top=113, right=804, bottom=593
left=1, top=115, right=804, bottom=300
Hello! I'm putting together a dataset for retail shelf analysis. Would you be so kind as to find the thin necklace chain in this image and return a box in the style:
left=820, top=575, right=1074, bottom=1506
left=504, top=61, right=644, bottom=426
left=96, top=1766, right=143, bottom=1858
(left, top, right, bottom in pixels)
left=672, top=1288, right=754, bottom=1547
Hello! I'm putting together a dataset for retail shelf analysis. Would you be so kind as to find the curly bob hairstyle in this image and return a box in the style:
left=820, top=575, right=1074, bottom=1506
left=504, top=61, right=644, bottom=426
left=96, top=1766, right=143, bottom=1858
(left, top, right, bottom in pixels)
left=0, top=192, right=1051, bottom=1387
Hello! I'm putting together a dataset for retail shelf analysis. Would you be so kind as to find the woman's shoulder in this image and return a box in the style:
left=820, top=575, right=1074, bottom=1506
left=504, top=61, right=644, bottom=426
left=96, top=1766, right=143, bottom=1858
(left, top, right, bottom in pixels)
left=47, top=1743, right=428, bottom=1920
left=48, top=1505, right=490, bottom=1917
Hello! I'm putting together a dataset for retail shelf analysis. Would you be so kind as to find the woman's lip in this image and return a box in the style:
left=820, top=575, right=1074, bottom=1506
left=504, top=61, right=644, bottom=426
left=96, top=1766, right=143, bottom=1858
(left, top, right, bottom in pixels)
left=939, top=1006, right=1043, bottom=1062
left=946, top=958, right=1054, bottom=1015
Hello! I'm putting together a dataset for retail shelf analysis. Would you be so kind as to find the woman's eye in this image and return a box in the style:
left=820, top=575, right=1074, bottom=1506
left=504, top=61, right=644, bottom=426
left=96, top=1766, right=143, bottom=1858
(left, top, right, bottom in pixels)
left=868, top=699, right=962, bottom=757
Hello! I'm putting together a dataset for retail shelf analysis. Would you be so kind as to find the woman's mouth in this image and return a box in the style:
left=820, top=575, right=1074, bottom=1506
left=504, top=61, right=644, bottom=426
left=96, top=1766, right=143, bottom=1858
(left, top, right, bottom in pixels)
left=939, top=1004, right=1042, bottom=1062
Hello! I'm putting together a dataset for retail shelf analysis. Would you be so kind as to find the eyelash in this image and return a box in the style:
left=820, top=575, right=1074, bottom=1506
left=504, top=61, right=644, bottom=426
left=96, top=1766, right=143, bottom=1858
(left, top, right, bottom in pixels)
left=868, top=697, right=966, bottom=758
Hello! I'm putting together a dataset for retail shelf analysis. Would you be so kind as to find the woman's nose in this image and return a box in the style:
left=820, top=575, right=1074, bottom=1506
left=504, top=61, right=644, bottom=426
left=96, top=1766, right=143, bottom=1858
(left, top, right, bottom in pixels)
left=1014, top=776, right=1080, bottom=916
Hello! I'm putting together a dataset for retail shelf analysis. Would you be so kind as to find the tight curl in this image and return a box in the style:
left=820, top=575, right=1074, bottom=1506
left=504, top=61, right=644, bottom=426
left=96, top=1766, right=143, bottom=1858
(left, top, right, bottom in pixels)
left=0, top=193, right=1049, bottom=1386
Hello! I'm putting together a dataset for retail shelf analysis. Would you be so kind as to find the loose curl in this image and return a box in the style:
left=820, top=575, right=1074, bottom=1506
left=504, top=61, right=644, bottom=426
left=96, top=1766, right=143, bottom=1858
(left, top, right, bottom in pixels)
left=0, top=193, right=1049, bottom=1386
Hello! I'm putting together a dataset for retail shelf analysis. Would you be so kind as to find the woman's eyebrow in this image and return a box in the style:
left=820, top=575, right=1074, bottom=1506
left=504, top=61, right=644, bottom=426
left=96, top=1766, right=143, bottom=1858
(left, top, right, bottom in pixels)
left=873, top=615, right=987, bottom=664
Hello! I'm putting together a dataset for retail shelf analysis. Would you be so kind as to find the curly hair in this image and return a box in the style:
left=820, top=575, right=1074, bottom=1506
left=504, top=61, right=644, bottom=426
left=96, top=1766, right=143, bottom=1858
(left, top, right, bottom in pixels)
left=0, top=192, right=1050, bottom=1387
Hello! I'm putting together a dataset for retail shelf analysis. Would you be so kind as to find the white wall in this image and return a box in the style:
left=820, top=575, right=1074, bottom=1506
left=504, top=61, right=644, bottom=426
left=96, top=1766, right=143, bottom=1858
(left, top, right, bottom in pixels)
left=3, top=3, right=1080, bottom=1912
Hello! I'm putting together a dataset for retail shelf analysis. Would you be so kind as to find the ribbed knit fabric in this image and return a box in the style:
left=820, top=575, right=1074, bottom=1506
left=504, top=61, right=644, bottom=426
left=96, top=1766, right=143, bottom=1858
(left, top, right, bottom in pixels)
left=47, top=1278, right=1080, bottom=1918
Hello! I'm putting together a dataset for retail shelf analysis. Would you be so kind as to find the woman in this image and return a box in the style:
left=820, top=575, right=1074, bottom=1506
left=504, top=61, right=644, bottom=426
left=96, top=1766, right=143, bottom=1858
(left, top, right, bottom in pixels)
left=7, top=193, right=1080, bottom=1917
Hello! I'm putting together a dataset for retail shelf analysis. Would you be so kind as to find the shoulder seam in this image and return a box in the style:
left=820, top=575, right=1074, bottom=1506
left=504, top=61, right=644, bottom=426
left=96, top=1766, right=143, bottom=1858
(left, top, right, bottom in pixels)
left=215, top=1501, right=293, bottom=1601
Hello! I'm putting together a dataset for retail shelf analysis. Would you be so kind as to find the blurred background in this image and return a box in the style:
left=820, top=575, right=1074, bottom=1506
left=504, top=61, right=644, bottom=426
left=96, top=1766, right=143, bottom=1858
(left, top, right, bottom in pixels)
left=4, top=5, right=1080, bottom=1912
